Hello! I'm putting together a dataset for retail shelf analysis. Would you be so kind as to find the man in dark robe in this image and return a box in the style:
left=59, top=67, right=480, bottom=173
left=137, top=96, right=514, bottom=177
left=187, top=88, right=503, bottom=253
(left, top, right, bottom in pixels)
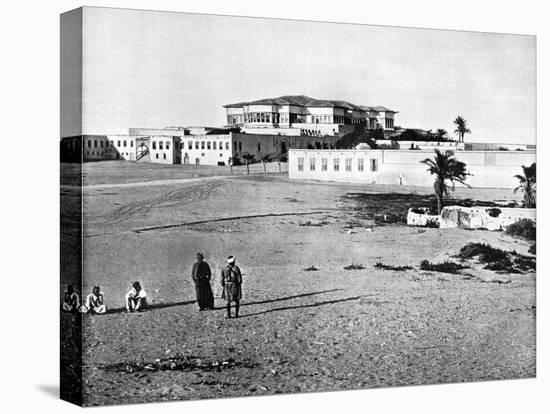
left=220, top=255, right=242, bottom=318
left=192, top=252, right=214, bottom=311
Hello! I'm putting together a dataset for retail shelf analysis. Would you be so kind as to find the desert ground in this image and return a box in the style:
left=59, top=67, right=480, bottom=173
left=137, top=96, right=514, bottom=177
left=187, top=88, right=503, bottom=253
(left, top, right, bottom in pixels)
left=60, top=161, right=536, bottom=406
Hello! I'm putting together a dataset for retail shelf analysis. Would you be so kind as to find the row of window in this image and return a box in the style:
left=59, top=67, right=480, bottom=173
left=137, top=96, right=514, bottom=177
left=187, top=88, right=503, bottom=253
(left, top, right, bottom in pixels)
left=152, top=141, right=170, bottom=151
left=86, top=139, right=138, bottom=149
left=183, top=140, right=230, bottom=151
left=297, top=157, right=379, bottom=172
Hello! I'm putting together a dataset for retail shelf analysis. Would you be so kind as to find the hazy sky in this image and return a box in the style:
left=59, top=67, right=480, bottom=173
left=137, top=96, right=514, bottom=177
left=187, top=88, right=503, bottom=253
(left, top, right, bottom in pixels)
left=65, top=7, right=536, bottom=144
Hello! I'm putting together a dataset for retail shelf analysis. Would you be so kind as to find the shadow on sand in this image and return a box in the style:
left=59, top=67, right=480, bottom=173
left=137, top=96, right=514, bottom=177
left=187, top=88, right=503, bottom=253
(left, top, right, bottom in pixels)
left=105, top=299, right=196, bottom=315
left=239, top=295, right=364, bottom=318
left=211, top=288, right=343, bottom=310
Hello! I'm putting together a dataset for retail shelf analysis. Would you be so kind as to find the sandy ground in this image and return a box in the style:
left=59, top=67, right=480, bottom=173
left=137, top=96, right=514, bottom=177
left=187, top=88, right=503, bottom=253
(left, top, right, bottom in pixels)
left=60, top=162, right=536, bottom=406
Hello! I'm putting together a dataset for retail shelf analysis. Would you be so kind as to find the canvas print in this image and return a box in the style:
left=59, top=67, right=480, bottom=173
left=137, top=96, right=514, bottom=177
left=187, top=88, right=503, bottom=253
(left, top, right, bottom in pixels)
left=60, top=7, right=536, bottom=407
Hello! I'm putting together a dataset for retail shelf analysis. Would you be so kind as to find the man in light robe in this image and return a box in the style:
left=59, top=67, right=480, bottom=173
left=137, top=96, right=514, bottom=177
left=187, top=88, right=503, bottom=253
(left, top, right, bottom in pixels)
left=83, top=286, right=107, bottom=314
left=125, top=281, right=147, bottom=312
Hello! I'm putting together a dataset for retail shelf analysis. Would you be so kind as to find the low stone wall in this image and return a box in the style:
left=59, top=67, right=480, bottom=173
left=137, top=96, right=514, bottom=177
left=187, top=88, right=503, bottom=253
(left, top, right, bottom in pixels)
left=407, top=206, right=536, bottom=230
left=406, top=208, right=440, bottom=227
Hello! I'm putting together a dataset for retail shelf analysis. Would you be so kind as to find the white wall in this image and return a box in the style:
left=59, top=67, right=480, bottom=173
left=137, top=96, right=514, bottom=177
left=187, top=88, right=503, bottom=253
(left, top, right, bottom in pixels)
left=180, top=134, right=232, bottom=165
left=289, top=149, right=536, bottom=189
left=149, top=135, right=180, bottom=164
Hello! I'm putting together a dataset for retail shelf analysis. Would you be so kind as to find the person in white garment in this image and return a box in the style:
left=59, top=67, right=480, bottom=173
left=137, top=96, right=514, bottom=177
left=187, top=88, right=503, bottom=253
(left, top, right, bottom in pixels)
left=62, top=284, right=80, bottom=313
left=125, top=281, right=147, bottom=312
left=82, top=286, right=107, bottom=314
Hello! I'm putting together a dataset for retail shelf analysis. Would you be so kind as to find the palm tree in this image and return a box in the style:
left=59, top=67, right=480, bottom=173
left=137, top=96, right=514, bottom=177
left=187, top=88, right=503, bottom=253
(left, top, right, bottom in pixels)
left=514, top=163, right=536, bottom=208
left=436, top=129, right=448, bottom=141
left=421, top=149, right=470, bottom=214
left=242, top=153, right=255, bottom=174
left=453, top=116, right=471, bottom=143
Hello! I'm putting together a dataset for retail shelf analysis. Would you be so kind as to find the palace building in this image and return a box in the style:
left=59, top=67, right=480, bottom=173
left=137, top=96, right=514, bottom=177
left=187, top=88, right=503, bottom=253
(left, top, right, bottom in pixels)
left=224, top=95, right=397, bottom=137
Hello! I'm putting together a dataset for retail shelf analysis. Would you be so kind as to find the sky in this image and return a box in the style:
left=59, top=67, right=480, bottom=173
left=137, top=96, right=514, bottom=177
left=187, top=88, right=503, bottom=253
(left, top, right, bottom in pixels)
left=62, top=7, right=536, bottom=144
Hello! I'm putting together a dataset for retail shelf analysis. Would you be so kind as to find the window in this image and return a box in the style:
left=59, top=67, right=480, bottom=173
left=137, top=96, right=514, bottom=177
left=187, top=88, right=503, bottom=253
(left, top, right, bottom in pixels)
left=201, top=153, right=205, bottom=157
left=358, top=158, right=364, bottom=172
left=94, top=140, right=97, bottom=148
left=110, top=140, right=114, bottom=147
left=239, top=142, right=242, bottom=152
left=298, top=157, right=304, bottom=171
left=123, top=140, right=127, bottom=147
left=163, top=153, right=166, bottom=160
left=152, top=141, right=157, bottom=150
left=195, top=141, right=199, bottom=149
left=309, top=158, right=316, bottom=171
left=159, top=141, right=163, bottom=150
left=166, top=141, right=170, bottom=150
left=258, top=143, right=261, bottom=152
left=201, top=141, right=205, bottom=150
left=213, top=141, right=217, bottom=150
left=156, top=153, right=159, bottom=159
left=333, top=158, right=340, bottom=171
left=321, top=158, right=328, bottom=171
left=88, top=140, right=91, bottom=148
left=100, top=141, right=103, bottom=148
left=220, top=153, right=223, bottom=157
left=207, top=141, right=211, bottom=150
left=225, top=142, right=230, bottom=150
left=345, top=158, right=352, bottom=172
left=117, top=140, right=121, bottom=147
left=188, top=141, right=192, bottom=150
left=370, top=158, right=378, bottom=172
left=130, top=141, right=134, bottom=147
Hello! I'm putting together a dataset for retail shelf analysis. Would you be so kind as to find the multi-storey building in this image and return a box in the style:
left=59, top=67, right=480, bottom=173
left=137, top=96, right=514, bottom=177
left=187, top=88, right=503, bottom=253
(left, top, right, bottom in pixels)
left=224, top=95, right=397, bottom=137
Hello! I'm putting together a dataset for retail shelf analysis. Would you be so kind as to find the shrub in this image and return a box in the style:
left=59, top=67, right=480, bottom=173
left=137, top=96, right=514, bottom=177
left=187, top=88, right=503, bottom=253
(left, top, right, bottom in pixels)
left=375, top=262, right=413, bottom=271
left=344, top=263, right=365, bottom=270
left=505, top=219, right=536, bottom=241
left=513, top=254, right=536, bottom=272
left=458, top=242, right=536, bottom=273
left=458, top=243, right=508, bottom=263
left=419, top=260, right=468, bottom=274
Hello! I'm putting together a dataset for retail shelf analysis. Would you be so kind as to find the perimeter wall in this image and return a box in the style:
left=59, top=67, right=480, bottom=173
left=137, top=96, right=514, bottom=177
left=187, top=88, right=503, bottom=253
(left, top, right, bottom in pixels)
left=288, top=149, right=536, bottom=189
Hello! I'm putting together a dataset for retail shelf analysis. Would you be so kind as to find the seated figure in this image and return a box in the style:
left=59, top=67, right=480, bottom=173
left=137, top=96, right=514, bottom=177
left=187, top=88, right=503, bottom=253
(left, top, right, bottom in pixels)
left=62, top=284, right=80, bottom=313
left=83, top=286, right=107, bottom=314
left=125, top=281, right=147, bottom=312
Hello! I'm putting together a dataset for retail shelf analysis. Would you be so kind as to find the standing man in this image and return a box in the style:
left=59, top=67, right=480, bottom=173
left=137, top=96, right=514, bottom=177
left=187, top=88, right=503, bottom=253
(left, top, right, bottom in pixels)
left=191, top=252, right=214, bottom=311
left=221, top=255, right=242, bottom=318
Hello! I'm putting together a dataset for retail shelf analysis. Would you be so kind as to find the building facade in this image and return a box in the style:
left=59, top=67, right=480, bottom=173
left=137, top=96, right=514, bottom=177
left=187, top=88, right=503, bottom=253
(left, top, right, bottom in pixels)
left=224, top=95, right=397, bottom=137
left=288, top=149, right=536, bottom=189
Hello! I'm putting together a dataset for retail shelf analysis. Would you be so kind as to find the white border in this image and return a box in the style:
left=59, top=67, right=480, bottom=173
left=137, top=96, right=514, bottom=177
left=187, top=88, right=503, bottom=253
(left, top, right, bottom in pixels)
left=1, top=0, right=547, bottom=413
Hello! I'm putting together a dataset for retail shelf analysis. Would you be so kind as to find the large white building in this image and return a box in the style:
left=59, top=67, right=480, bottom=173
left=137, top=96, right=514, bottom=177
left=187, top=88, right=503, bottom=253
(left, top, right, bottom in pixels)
left=224, top=95, right=397, bottom=137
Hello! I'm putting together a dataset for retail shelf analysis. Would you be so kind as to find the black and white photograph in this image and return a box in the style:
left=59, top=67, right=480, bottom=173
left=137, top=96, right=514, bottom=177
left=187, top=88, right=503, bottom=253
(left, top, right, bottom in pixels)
left=58, top=5, right=540, bottom=407
left=3, top=1, right=548, bottom=413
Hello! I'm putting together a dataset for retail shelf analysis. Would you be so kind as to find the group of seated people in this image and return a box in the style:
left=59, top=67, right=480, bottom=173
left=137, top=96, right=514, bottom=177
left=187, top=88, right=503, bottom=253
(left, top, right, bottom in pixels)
left=61, top=281, right=147, bottom=315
